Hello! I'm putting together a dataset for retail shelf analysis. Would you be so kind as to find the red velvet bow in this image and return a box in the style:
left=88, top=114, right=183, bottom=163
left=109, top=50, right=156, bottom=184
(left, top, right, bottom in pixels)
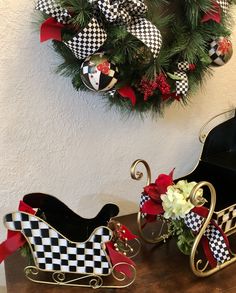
left=118, top=86, right=137, bottom=106
left=201, top=2, right=221, bottom=23
left=40, top=17, right=65, bottom=42
left=0, top=201, right=35, bottom=263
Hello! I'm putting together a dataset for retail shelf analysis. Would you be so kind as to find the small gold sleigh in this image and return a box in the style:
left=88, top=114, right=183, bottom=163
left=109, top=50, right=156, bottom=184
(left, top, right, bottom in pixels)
left=131, top=109, right=236, bottom=277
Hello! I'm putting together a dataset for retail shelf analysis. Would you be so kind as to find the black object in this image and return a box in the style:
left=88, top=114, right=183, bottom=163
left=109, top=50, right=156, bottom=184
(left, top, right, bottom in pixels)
left=23, top=193, right=119, bottom=242
left=176, top=111, right=236, bottom=211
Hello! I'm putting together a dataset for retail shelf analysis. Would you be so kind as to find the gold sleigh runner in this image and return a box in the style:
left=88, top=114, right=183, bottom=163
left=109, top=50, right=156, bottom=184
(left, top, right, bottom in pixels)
left=1, top=193, right=140, bottom=288
left=131, top=109, right=236, bottom=277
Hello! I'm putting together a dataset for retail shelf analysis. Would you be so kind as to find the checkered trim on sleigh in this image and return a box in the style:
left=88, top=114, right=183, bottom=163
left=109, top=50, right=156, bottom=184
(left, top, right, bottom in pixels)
left=64, top=18, right=107, bottom=59
left=4, top=212, right=112, bottom=275
left=184, top=212, right=205, bottom=232
left=184, top=211, right=231, bottom=264
left=35, top=0, right=71, bottom=24
left=213, top=204, right=236, bottom=233
left=204, top=225, right=230, bottom=263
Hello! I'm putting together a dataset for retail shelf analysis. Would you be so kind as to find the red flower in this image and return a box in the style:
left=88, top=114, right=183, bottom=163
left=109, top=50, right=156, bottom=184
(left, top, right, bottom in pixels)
left=218, top=38, right=232, bottom=54
left=141, top=169, right=174, bottom=216
left=97, top=61, right=110, bottom=75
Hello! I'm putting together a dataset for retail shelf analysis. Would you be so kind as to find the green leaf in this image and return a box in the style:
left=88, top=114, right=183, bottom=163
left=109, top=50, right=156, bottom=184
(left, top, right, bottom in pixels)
left=167, top=72, right=183, bottom=80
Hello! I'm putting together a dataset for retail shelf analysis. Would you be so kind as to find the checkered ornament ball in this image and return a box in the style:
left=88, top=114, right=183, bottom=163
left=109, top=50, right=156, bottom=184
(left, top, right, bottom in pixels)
left=209, top=37, right=233, bottom=66
left=80, top=53, right=119, bottom=92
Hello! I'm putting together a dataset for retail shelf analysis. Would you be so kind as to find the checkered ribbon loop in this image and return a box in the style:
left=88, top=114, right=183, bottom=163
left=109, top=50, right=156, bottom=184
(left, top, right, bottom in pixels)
left=89, top=0, right=162, bottom=58
left=177, top=61, right=190, bottom=72
left=36, top=0, right=162, bottom=59
left=35, top=0, right=71, bottom=24
left=35, top=0, right=107, bottom=59
left=184, top=211, right=231, bottom=265
left=89, top=0, right=147, bottom=24
left=216, top=0, right=230, bottom=14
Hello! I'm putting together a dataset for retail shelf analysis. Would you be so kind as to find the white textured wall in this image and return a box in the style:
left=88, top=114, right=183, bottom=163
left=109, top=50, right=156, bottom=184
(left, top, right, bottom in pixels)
left=0, top=1, right=236, bottom=287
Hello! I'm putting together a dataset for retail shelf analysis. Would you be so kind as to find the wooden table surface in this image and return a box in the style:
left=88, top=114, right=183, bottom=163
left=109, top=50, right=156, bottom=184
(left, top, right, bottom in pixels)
left=4, top=213, right=236, bottom=293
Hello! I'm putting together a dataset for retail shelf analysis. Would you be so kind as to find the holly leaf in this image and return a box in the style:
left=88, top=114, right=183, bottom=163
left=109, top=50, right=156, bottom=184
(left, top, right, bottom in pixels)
left=167, top=72, right=183, bottom=80
left=200, top=56, right=212, bottom=65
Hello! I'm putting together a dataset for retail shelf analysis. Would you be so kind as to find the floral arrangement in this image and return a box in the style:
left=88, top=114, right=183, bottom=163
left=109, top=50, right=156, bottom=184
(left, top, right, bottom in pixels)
left=35, top=0, right=236, bottom=117
left=141, top=170, right=203, bottom=254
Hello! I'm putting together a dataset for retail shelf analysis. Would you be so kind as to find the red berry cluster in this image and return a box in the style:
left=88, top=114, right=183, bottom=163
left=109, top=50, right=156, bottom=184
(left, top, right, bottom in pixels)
left=139, top=73, right=171, bottom=101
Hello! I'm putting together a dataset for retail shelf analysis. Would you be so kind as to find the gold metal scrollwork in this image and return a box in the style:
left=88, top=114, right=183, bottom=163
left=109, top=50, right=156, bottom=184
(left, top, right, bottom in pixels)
left=130, top=159, right=152, bottom=186
left=131, top=159, right=170, bottom=244
left=189, top=181, right=236, bottom=277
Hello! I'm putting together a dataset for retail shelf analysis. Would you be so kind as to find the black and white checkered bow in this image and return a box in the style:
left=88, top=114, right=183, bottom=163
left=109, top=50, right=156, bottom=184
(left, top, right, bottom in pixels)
left=184, top=211, right=231, bottom=264
left=217, top=0, right=230, bottom=14
left=36, top=0, right=162, bottom=59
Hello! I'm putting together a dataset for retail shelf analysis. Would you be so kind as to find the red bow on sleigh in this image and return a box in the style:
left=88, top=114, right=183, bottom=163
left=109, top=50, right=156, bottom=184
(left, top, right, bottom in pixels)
left=0, top=201, right=35, bottom=263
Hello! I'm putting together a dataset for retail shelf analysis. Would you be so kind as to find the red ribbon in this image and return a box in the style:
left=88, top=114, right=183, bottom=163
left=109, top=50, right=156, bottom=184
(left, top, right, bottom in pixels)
left=201, top=2, right=221, bottom=23
left=40, top=17, right=65, bottom=42
left=105, top=224, right=137, bottom=278
left=0, top=201, right=35, bottom=263
left=118, top=86, right=137, bottom=106
left=106, top=242, right=135, bottom=278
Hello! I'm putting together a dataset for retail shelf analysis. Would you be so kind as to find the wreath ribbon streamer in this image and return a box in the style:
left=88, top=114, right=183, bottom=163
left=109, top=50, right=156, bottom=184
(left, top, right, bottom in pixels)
left=174, top=62, right=190, bottom=97
left=36, top=0, right=162, bottom=59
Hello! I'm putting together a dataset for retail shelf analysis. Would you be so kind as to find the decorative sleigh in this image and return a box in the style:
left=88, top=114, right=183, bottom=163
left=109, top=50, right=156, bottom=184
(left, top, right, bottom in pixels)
left=131, top=109, right=236, bottom=277
left=2, top=193, right=139, bottom=288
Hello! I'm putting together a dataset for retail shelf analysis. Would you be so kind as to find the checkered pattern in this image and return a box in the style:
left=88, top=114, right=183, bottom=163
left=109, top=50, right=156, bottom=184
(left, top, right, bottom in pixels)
left=177, top=62, right=189, bottom=72
left=64, top=18, right=107, bottom=60
left=124, top=0, right=147, bottom=17
left=209, top=40, right=225, bottom=66
left=90, top=0, right=147, bottom=24
left=184, top=211, right=205, bottom=232
left=184, top=211, right=231, bottom=264
left=127, top=17, right=162, bottom=59
left=35, top=0, right=71, bottom=24
left=214, top=204, right=236, bottom=233
left=97, top=0, right=120, bottom=22
left=217, top=0, right=229, bottom=14
left=174, top=71, right=188, bottom=96
left=4, top=212, right=112, bottom=275
left=204, top=225, right=231, bottom=263
left=139, top=193, right=149, bottom=218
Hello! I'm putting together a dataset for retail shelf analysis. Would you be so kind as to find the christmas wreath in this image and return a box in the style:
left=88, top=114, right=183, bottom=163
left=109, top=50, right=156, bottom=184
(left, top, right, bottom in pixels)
left=35, top=0, right=235, bottom=116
